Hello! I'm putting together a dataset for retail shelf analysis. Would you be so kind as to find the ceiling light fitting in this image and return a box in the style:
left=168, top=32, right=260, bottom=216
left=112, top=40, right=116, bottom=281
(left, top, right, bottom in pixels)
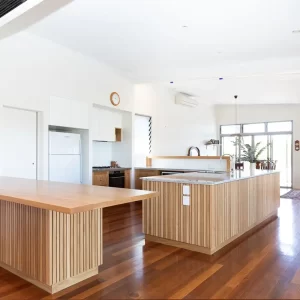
left=231, top=95, right=241, bottom=137
left=292, top=30, right=300, bottom=34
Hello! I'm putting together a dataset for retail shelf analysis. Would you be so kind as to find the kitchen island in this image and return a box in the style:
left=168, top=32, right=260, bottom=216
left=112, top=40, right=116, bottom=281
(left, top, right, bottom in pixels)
left=0, top=177, right=156, bottom=294
left=142, top=170, right=280, bottom=255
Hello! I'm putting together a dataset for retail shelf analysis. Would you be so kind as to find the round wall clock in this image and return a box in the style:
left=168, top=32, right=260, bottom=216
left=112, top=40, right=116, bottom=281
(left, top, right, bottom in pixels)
left=110, top=92, right=120, bottom=106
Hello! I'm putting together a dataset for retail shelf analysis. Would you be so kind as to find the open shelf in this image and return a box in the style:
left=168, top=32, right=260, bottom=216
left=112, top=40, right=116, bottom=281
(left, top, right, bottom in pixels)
left=115, top=128, right=122, bottom=142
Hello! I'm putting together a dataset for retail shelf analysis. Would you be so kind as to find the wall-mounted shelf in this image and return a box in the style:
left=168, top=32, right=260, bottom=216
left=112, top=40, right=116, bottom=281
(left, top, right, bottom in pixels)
left=146, top=155, right=231, bottom=171
left=205, top=143, right=221, bottom=150
left=205, top=139, right=220, bottom=149
left=115, top=128, right=122, bottom=142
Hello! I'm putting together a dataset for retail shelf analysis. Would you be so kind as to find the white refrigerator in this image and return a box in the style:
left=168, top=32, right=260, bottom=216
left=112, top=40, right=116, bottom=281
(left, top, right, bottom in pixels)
left=49, top=131, right=81, bottom=184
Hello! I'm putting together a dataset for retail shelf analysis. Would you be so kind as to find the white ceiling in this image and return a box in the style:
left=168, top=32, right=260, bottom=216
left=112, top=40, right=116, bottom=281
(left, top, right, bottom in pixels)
left=25, top=0, right=300, bottom=103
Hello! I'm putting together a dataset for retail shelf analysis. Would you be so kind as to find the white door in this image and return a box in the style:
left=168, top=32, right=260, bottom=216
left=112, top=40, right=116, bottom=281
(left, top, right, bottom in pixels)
left=0, top=107, right=37, bottom=179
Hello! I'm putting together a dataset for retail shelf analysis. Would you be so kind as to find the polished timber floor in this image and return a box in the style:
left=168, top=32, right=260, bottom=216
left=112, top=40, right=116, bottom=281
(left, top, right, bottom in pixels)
left=1, top=194, right=300, bottom=299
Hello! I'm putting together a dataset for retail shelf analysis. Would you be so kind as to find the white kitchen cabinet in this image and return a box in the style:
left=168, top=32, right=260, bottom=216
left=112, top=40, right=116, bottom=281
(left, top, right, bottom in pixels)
left=49, top=97, right=89, bottom=129
left=114, top=111, right=122, bottom=128
left=92, top=106, right=122, bottom=141
left=70, top=100, right=89, bottom=129
left=49, top=97, right=70, bottom=127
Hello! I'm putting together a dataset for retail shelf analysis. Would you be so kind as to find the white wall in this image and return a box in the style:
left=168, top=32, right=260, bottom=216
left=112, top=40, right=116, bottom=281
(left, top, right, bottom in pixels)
left=0, top=31, right=135, bottom=180
left=215, top=104, right=300, bottom=188
left=134, top=84, right=218, bottom=166
left=92, top=142, right=113, bottom=166
left=111, top=111, right=133, bottom=168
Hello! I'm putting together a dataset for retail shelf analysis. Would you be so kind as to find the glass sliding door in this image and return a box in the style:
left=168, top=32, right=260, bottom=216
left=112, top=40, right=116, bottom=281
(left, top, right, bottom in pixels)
left=270, top=134, right=292, bottom=188
left=254, top=135, right=269, bottom=161
left=241, top=136, right=252, bottom=170
left=222, top=136, right=237, bottom=157
left=220, top=121, right=293, bottom=188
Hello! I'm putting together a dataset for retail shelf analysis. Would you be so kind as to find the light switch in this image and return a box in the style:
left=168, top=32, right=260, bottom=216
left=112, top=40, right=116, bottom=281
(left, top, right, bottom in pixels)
left=183, top=185, right=190, bottom=195
left=183, top=196, right=190, bottom=206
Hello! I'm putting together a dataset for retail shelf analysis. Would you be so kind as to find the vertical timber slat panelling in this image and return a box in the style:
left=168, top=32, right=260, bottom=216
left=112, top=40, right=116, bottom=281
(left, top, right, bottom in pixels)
left=211, top=173, right=280, bottom=250
left=0, top=200, right=103, bottom=291
left=51, top=208, right=102, bottom=285
left=143, top=173, right=280, bottom=253
left=0, top=201, right=49, bottom=282
left=143, top=181, right=211, bottom=248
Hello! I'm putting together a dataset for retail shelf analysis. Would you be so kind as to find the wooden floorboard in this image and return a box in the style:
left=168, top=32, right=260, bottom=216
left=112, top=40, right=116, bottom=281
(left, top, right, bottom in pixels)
left=0, top=199, right=300, bottom=299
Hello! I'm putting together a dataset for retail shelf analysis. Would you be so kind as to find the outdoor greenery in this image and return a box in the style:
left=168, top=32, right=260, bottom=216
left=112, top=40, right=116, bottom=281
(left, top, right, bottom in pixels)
left=233, top=137, right=270, bottom=163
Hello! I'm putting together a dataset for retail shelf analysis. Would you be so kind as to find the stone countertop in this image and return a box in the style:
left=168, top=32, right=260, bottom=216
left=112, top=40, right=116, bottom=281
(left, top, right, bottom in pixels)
left=93, top=167, right=131, bottom=172
left=134, top=167, right=225, bottom=172
left=141, top=170, right=280, bottom=185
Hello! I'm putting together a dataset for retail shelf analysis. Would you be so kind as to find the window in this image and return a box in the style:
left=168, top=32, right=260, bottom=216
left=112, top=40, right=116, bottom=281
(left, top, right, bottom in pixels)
left=222, top=136, right=237, bottom=157
left=220, top=125, right=241, bottom=135
left=220, top=120, right=293, bottom=188
left=243, top=123, right=265, bottom=133
left=135, top=115, right=151, bottom=166
left=267, top=121, right=292, bottom=132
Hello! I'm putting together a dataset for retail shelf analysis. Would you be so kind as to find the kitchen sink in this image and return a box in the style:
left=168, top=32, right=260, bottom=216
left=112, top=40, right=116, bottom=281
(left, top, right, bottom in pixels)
left=197, top=170, right=228, bottom=174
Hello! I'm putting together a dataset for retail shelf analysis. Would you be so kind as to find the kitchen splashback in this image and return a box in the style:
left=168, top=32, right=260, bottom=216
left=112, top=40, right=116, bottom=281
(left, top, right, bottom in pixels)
left=92, top=141, right=112, bottom=166
left=151, top=158, right=227, bottom=171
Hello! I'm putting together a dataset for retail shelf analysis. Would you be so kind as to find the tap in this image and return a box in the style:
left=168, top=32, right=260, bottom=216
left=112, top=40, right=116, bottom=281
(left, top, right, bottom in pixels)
left=220, top=154, right=234, bottom=173
left=220, top=153, right=233, bottom=160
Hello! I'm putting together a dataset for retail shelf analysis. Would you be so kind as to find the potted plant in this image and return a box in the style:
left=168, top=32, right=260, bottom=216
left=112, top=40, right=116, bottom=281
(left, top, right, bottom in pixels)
left=233, top=137, right=270, bottom=172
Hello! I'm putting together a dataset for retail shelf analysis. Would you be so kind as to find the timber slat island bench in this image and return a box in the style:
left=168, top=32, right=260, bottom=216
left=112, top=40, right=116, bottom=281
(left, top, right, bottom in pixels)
left=142, top=170, right=280, bottom=255
left=0, top=176, right=156, bottom=294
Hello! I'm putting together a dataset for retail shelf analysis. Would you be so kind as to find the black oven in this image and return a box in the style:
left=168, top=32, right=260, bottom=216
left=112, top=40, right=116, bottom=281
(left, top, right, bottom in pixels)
left=109, top=171, right=125, bottom=188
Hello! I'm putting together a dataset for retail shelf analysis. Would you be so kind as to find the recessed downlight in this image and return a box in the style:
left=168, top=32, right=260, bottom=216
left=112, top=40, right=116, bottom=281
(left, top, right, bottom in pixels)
left=182, top=25, right=188, bottom=28
left=170, top=81, right=174, bottom=84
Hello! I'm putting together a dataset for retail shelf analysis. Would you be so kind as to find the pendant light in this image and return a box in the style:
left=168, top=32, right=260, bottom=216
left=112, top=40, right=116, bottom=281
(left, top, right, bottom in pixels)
left=231, top=95, right=241, bottom=137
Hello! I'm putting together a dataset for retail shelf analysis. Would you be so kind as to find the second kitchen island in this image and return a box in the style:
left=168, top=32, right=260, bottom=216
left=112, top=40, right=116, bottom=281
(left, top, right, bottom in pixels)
left=0, top=177, right=156, bottom=294
left=142, top=170, right=280, bottom=255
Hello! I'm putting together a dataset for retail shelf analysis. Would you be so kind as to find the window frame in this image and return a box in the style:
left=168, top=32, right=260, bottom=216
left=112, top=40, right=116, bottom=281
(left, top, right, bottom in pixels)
left=220, top=120, right=293, bottom=137
left=135, top=113, right=152, bottom=156
left=219, top=120, right=293, bottom=188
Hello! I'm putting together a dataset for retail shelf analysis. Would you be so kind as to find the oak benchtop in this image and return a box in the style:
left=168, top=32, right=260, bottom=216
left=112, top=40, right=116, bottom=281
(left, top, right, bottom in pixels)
left=0, top=176, right=157, bottom=214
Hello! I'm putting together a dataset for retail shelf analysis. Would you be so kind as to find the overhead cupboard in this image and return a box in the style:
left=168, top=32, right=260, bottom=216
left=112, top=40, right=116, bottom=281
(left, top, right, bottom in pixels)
left=92, top=106, right=122, bottom=142
left=49, top=96, right=89, bottom=129
left=49, top=98, right=123, bottom=142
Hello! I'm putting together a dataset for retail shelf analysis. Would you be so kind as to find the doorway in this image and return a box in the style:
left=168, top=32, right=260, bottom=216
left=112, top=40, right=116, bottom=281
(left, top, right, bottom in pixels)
left=270, top=134, right=292, bottom=187
left=1, top=107, right=37, bottom=179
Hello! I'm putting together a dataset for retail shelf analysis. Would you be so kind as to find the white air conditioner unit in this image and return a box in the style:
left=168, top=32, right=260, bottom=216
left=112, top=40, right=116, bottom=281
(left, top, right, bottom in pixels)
left=175, top=93, right=198, bottom=107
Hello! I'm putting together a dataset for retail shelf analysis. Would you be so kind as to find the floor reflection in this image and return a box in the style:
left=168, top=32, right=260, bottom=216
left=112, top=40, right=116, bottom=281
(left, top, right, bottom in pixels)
left=278, top=197, right=298, bottom=256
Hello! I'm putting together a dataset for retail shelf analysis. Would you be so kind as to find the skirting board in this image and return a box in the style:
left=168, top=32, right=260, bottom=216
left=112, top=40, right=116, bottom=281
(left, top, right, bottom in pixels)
left=145, top=234, right=211, bottom=254
left=0, top=261, right=98, bottom=294
left=145, top=211, right=278, bottom=256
